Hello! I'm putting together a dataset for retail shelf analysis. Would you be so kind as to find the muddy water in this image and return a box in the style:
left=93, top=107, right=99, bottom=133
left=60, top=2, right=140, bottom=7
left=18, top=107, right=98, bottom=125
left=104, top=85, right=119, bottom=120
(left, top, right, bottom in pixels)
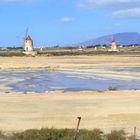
left=0, top=67, right=139, bottom=93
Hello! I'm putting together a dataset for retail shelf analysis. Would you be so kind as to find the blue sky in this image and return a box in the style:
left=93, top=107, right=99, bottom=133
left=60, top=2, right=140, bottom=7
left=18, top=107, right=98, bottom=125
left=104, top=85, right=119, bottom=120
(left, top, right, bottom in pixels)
left=0, top=0, right=140, bottom=47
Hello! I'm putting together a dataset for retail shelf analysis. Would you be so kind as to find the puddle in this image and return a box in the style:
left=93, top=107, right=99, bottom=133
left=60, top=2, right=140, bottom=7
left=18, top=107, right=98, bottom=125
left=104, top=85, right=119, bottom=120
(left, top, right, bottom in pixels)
left=0, top=67, right=139, bottom=93
left=110, top=67, right=140, bottom=73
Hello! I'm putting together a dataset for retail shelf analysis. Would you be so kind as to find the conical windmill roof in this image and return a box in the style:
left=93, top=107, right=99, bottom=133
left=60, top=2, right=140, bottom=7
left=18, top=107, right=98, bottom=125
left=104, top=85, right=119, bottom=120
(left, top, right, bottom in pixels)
left=25, top=35, right=32, bottom=40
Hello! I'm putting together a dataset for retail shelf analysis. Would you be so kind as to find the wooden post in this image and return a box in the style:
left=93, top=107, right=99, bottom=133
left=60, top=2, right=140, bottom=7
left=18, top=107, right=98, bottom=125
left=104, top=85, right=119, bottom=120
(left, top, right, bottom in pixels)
left=74, top=117, right=81, bottom=140
left=134, top=126, right=137, bottom=140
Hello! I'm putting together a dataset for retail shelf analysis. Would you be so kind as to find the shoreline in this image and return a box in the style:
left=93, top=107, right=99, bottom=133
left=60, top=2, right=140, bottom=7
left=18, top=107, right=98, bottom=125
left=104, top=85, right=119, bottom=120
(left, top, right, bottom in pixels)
left=1, top=89, right=139, bottom=95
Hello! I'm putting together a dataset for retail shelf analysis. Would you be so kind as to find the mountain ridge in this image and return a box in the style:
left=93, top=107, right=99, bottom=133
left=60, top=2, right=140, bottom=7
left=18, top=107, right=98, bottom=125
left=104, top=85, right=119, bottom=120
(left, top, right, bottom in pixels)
left=78, top=32, right=140, bottom=46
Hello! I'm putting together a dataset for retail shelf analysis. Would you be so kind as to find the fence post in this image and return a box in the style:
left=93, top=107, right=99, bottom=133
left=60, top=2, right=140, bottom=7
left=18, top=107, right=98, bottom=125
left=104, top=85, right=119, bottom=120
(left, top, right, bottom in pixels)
left=74, top=117, right=82, bottom=140
left=134, top=127, right=137, bottom=140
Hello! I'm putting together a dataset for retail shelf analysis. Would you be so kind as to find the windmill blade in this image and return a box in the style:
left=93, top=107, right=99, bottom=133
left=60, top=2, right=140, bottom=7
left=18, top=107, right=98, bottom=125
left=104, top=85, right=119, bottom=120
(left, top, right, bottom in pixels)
left=25, top=28, right=29, bottom=38
left=24, top=28, right=29, bottom=50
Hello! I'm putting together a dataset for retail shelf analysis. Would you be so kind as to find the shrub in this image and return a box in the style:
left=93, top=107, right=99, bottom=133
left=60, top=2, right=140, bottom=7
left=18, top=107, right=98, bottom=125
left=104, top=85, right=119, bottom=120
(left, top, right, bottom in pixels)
left=108, top=86, right=118, bottom=91
left=106, top=130, right=126, bottom=140
left=11, top=128, right=104, bottom=140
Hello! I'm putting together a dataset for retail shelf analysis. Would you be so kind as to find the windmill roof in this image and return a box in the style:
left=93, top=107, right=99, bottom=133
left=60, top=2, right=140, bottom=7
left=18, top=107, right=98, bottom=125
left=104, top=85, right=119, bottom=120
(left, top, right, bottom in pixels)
left=25, top=35, right=32, bottom=40
left=112, top=39, right=116, bottom=43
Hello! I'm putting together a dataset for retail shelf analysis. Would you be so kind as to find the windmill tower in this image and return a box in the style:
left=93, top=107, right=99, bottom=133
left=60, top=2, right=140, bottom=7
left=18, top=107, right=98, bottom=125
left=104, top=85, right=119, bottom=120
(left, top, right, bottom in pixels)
left=111, top=38, right=117, bottom=51
left=23, top=29, right=37, bottom=55
left=109, top=36, right=119, bottom=52
left=24, top=28, right=34, bottom=52
left=24, top=35, right=34, bottom=52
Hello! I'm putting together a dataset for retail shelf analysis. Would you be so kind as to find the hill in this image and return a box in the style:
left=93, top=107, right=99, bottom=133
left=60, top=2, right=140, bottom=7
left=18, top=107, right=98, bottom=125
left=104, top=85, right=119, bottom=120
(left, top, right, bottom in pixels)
left=78, top=32, right=140, bottom=46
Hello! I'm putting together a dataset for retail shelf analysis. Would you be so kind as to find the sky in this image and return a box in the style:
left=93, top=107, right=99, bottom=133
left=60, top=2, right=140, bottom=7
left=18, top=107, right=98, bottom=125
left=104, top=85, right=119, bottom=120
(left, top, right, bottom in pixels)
left=1, top=0, right=140, bottom=47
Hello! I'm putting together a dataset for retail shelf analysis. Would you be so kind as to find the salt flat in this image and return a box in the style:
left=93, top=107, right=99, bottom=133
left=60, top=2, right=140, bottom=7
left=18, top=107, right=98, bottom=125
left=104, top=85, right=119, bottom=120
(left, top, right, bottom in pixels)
left=0, top=55, right=139, bottom=133
left=0, top=55, right=139, bottom=69
left=0, top=90, right=139, bottom=133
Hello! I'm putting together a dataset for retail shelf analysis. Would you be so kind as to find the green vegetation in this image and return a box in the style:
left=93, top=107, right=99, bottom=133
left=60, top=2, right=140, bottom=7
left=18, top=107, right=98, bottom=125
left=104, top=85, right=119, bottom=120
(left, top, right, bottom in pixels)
left=12, top=129, right=102, bottom=140
left=0, top=128, right=134, bottom=140
left=0, top=46, right=140, bottom=57
left=106, top=130, right=126, bottom=140
left=0, top=50, right=25, bottom=57
left=37, top=46, right=140, bottom=56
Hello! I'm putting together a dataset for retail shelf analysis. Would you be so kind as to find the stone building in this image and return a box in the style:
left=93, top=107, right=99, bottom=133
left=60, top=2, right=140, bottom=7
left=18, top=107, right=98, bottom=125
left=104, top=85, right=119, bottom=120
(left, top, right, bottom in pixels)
left=108, top=38, right=119, bottom=52
left=24, top=35, right=34, bottom=52
left=111, top=39, right=118, bottom=51
left=23, top=35, right=37, bottom=55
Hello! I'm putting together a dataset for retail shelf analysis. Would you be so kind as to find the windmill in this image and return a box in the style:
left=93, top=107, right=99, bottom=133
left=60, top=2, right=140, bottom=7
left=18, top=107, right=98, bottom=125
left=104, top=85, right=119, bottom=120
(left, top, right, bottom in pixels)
left=16, top=28, right=37, bottom=56
left=23, top=28, right=34, bottom=53
left=107, top=35, right=119, bottom=52
left=110, top=35, right=119, bottom=52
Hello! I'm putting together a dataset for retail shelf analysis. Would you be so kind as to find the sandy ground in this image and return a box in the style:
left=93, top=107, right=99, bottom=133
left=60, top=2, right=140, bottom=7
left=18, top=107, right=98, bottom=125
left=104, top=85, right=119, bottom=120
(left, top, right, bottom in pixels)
left=0, top=90, right=139, bottom=133
left=0, top=55, right=139, bottom=133
left=0, top=55, right=140, bottom=69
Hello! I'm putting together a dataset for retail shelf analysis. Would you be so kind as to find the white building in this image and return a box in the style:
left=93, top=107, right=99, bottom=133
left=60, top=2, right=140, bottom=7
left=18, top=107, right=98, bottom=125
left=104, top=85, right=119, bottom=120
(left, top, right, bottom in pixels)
left=23, top=35, right=37, bottom=55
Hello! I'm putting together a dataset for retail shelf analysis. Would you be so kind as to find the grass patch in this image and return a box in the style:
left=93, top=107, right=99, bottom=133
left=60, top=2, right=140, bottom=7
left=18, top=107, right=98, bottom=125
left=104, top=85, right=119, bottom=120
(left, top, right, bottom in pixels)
left=0, top=128, right=134, bottom=140
left=12, top=128, right=103, bottom=140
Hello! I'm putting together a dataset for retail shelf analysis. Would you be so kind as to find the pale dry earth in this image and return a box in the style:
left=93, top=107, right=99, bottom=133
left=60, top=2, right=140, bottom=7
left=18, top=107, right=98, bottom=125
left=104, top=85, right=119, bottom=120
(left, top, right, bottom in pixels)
left=0, top=55, right=139, bottom=69
left=0, top=91, right=140, bottom=133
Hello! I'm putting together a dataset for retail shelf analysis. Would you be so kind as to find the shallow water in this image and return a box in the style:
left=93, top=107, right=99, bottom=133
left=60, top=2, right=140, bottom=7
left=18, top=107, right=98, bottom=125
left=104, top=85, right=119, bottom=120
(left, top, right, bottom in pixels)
left=0, top=67, right=140, bottom=93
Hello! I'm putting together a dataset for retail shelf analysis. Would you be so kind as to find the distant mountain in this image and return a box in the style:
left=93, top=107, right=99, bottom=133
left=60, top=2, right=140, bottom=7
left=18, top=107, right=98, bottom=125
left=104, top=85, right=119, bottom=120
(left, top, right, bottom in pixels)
left=78, top=32, right=140, bottom=46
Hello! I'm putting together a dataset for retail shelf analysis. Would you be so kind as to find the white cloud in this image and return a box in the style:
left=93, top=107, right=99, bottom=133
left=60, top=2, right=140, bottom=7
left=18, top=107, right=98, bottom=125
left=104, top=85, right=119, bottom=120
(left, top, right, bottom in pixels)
left=61, top=17, right=75, bottom=23
left=77, top=0, right=140, bottom=19
left=77, top=0, right=140, bottom=8
left=113, top=8, right=140, bottom=18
